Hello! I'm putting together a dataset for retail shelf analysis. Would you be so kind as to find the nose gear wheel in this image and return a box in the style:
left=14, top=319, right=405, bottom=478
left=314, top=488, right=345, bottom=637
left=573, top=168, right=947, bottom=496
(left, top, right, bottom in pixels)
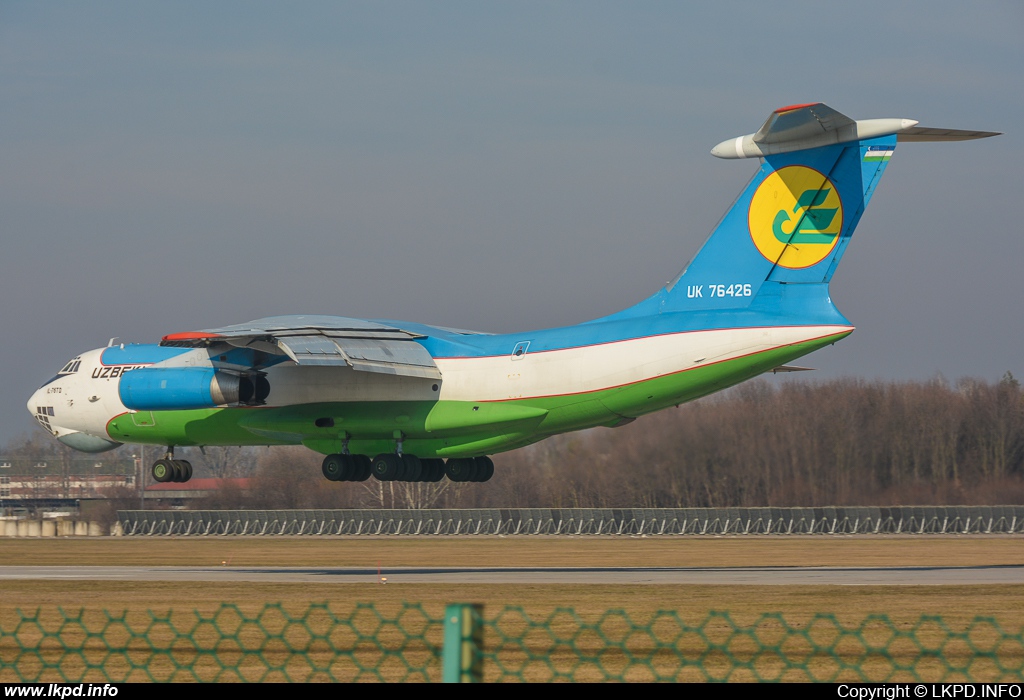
left=151, top=459, right=192, bottom=483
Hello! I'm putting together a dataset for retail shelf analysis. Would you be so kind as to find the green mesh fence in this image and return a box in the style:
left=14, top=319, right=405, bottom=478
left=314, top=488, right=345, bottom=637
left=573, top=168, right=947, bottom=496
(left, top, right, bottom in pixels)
left=1, top=603, right=1023, bottom=682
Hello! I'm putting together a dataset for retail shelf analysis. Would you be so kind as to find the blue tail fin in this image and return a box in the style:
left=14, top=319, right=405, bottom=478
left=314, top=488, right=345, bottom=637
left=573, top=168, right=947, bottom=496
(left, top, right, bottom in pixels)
left=671, top=133, right=895, bottom=304
left=600, top=102, right=1001, bottom=322
left=619, top=137, right=897, bottom=320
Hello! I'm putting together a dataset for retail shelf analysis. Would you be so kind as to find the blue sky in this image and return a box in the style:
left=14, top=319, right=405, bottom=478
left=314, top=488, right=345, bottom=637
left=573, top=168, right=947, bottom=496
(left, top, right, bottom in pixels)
left=2, top=1, right=1022, bottom=444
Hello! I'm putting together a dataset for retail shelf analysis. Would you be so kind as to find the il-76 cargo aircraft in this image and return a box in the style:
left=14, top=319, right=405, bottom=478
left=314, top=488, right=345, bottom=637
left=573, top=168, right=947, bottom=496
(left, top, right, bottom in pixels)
left=28, top=103, right=997, bottom=485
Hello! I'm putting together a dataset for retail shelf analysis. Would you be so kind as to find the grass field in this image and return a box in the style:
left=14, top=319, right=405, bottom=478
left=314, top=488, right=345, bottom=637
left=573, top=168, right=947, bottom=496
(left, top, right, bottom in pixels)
left=2, top=535, right=1023, bottom=618
left=4, top=533, right=1023, bottom=567
left=2, top=536, right=1022, bottom=681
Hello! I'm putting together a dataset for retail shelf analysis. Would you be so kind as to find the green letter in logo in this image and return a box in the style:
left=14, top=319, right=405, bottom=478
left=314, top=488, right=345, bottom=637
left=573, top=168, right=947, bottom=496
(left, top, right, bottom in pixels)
left=772, top=188, right=840, bottom=244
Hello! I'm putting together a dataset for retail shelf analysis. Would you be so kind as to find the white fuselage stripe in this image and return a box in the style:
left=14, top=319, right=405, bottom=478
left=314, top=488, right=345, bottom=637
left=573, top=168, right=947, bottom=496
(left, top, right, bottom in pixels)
left=434, top=325, right=849, bottom=402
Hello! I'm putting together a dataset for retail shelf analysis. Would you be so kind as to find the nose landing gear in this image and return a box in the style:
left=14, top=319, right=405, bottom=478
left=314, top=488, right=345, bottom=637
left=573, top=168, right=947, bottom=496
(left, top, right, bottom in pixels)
left=151, top=447, right=193, bottom=483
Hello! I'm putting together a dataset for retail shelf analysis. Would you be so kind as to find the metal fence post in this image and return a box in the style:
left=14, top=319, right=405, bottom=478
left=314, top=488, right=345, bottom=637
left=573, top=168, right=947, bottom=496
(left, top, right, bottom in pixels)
left=442, top=603, right=483, bottom=682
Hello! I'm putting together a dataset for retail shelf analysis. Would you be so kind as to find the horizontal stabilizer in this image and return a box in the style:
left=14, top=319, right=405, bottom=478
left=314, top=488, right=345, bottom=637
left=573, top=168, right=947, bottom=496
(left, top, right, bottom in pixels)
left=752, top=103, right=855, bottom=144
left=770, top=365, right=816, bottom=374
left=711, top=103, right=997, bottom=160
left=897, top=126, right=1001, bottom=142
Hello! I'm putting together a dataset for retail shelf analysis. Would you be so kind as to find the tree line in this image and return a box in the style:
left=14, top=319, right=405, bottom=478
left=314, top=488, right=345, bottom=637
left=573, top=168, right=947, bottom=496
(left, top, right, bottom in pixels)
left=7, top=374, right=1023, bottom=509
left=203, top=374, right=1024, bottom=509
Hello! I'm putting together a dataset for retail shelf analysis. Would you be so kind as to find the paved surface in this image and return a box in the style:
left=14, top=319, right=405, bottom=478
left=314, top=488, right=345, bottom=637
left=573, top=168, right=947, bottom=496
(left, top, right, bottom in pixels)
left=2, top=565, right=1024, bottom=585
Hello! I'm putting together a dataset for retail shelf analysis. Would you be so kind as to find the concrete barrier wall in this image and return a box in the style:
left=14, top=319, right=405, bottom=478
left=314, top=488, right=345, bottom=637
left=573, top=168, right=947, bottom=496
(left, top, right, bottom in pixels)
left=0, top=520, right=108, bottom=537
left=116, top=506, right=1024, bottom=536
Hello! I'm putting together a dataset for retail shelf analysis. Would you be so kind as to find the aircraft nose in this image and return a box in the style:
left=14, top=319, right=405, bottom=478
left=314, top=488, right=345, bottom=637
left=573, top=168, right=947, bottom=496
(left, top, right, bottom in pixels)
left=27, top=381, right=58, bottom=433
left=27, top=386, right=44, bottom=418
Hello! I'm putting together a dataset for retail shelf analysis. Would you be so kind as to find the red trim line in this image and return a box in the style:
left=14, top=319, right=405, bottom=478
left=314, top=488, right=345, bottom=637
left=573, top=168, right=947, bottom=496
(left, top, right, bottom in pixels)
left=161, top=331, right=224, bottom=342
left=105, top=412, right=129, bottom=439
left=775, top=102, right=819, bottom=113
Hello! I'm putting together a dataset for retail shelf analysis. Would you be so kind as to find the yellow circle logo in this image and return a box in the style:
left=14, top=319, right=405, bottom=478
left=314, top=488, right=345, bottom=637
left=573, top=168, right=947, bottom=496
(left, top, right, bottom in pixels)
left=748, top=165, right=843, bottom=269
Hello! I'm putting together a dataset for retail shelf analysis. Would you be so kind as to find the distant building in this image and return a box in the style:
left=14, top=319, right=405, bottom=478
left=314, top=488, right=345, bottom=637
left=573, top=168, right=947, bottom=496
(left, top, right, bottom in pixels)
left=144, top=478, right=251, bottom=508
left=0, top=455, right=137, bottom=513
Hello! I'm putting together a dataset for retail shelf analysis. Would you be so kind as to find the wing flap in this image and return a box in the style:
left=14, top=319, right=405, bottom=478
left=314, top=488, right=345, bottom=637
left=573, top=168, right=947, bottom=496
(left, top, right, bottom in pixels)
left=335, top=337, right=442, bottom=379
left=276, top=335, right=348, bottom=366
left=161, top=315, right=442, bottom=379
left=277, top=334, right=441, bottom=378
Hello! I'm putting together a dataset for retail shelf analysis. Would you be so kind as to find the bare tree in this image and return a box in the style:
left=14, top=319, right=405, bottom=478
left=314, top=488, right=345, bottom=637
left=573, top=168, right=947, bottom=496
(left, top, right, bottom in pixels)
left=177, top=446, right=260, bottom=478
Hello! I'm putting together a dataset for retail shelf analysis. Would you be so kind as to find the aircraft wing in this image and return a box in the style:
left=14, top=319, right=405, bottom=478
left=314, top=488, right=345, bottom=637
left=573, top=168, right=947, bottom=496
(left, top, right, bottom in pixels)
left=160, top=315, right=442, bottom=380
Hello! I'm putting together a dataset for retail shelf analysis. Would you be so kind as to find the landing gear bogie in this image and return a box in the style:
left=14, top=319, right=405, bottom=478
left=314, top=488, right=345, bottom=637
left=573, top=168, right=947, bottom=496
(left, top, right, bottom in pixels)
left=322, top=454, right=345, bottom=481
left=421, top=458, right=446, bottom=482
left=401, top=454, right=422, bottom=481
left=352, top=455, right=372, bottom=481
left=445, top=457, right=474, bottom=482
left=151, top=458, right=193, bottom=484
left=444, top=456, right=494, bottom=483
left=322, top=454, right=373, bottom=482
left=327, top=451, right=496, bottom=484
left=473, top=456, right=494, bottom=482
left=371, top=453, right=403, bottom=481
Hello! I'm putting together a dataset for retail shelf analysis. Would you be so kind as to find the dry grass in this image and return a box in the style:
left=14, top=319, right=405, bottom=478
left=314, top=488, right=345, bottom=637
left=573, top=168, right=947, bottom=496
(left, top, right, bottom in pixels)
left=3, top=581, right=1023, bottom=682
left=2, top=536, right=1023, bottom=681
left=2, top=580, right=1023, bottom=625
left=2, top=534, right=1022, bottom=567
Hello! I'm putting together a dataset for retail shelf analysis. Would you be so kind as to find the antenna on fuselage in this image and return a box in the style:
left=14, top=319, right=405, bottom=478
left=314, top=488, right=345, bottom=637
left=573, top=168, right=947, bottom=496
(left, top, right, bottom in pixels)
left=107, top=337, right=118, bottom=347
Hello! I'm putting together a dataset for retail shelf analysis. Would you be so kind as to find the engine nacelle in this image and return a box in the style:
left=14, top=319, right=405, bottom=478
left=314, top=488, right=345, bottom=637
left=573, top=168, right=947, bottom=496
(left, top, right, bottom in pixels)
left=119, top=368, right=268, bottom=411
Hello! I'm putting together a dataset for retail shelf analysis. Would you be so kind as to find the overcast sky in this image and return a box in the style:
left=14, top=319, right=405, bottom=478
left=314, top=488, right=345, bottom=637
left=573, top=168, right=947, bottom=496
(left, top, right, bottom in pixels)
left=2, top=1, right=1022, bottom=446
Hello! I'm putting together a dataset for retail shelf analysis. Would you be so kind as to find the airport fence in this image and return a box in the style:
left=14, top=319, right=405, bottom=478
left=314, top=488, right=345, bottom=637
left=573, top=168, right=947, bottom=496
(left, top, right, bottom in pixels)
left=119, top=506, right=1024, bottom=536
left=2, top=603, right=1023, bottom=682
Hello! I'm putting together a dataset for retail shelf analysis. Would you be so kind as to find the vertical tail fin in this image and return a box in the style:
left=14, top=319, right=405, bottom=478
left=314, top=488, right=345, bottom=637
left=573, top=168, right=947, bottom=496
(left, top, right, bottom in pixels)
left=607, top=103, right=997, bottom=320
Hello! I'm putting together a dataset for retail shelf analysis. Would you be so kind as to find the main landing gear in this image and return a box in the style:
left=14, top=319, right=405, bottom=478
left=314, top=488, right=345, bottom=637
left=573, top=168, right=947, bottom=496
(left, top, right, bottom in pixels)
left=442, top=456, right=494, bottom=483
left=151, top=448, right=193, bottom=483
left=321, top=454, right=372, bottom=482
left=320, top=453, right=494, bottom=483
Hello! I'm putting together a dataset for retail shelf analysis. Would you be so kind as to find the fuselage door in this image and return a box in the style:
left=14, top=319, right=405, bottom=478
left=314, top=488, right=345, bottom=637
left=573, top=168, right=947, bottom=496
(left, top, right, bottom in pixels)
left=131, top=411, right=156, bottom=427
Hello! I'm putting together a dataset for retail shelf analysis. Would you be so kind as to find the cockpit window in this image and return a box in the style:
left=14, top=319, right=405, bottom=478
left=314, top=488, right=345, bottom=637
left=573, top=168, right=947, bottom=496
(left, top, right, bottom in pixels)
left=58, top=357, right=82, bottom=375
left=35, top=406, right=54, bottom=431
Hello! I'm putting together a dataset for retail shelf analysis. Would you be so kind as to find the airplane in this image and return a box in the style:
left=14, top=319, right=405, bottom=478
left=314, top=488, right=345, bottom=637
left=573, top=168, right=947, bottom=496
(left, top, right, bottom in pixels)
left=27, top=103, right=998, bottom=486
